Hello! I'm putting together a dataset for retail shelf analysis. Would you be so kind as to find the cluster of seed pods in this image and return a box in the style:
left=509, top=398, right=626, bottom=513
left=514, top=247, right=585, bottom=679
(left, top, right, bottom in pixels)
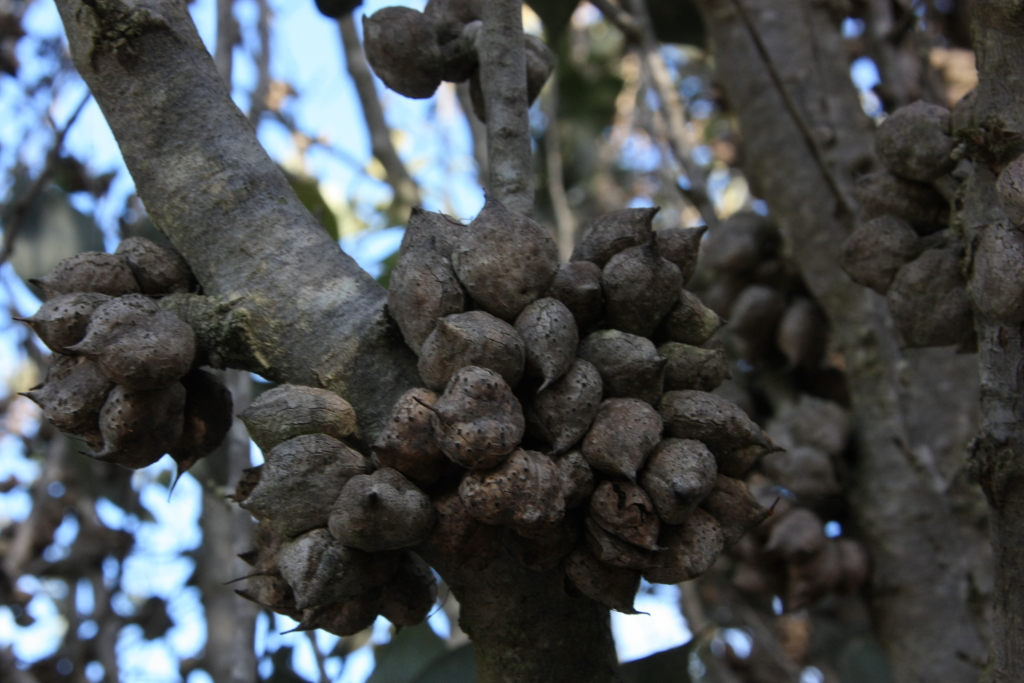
left=19, top=240, right=232, bottom=473
left=730, top=397, right=870, bottom=610
left=377, top=192, right=779, bottom=613
left=232, top=387, right=437, bottom=636
left=360, top=0, right=555, bottom=120
left=841, top=100, right=978, bottom=348
left=689, top=206, right=872, bottom=610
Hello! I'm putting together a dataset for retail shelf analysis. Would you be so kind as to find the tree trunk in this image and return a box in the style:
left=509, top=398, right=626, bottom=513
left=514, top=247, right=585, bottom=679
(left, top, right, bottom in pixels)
left=953, top=19, right=1024, bottom=681
left=693, top=0, right=987, bottom=680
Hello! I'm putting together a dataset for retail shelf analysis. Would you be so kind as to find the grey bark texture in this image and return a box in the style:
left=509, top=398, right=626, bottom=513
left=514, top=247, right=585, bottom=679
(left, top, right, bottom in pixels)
left=954, top=17, right=1024, bottom=682
left=479, top=0, right=534, bottom=215
left=693, top=0, right=987, bottom=681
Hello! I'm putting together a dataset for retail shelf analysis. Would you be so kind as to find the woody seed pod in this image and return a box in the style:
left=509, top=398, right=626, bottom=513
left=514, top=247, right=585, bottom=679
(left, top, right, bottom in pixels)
left=765, top=508, right=826, bottom=560
left=30, top=251, right=140, bottom=299
left=430, top=488, right=503, bottom=570
left=237, top=574, right=301, bottom=620
left=379, top=551, right=437, bottom=627
left=97, top=383, right=186, bottom=469
left=836, top=538, right=870, bottom=594
left=564, top=545, right=641, bottom=613
left=589, top=480, right=660, bottom=550
left=73, top=309, right=196, bottom=391
left=654, top=226, right=706, bottom=284
left=240, top=434, right=372, bottom=538
left=701, top=212, right=777, bottom=273
left=328, top=468, right=436, bottom=552
left=571, top=207, right=656, bottom=267
left=372, top=388, right=448, bottom=486
left=762, top=446, right=838, bottom=499
left=602, top=242, right=683, bottom=337
left=969, top=222, right=1024, bottom=324
left=768, top=395, right=850, bottom=457
left=507, top=516, right=580, bottom=571
left=169, top=369, right=234, bottom=474
left=459, top=449, right=566, bottom=531
left=419, top=311, right=528, bottom=392
left=577, top=330, right=666, bottom=406
left=855, top=170, right=949, bottom=235
left=115, top=237, right=195, bottom=295
left=525, top=359, right=603, bottom=454
left=659, top=390, right=770, bottom=459
left=545, top=261, right=604, bottom=332
left=400, top=207, right=466, bottom=258
left=727, top=285, right=786, bottom=355
left=559, top=450, right=596, bottom=509
left=638, top=438, right=717, bottom=524
left=233, top=466, right=261, bottom=504
left=22, top=359, right=112, bottom=450
left=301, top=595, right=381, bottom=637
left=840, top=215, right=923, bottom=294
left=278, top=529, right=397, bottom=609
left=240, top=385, right=358, bottom=451
left=717, top=443, right=772, bottom=478
left=514, top=298, right=578, bottom=392
left=452, top=194, right=559, bottom=321
left=18, top=292, right=111, bottom=353
left=431, top=366, right=525, bottom=470
left=875, top=101, right=956, bottom=182
left=887, top=246, right=974, bottom=347
left=657, top=289, right=723, bottom=347
left=71, top=294, right=158, bottom=349
left=643, top=508, right=724, bottom=584
left=584, top=517, right=656, bottom=571
left=581, top=398, right=662, bottom=481
left=388, top=248, right=465, bottom=354
left=658, top=342, right=729, bottom=392
left=775, top=298, right=828, bottom=369
left=785, top=540, right=843, bottom=610
left=362, top=7, right=444, bottom=99
left=700, top=475, right=770, bottom=548
left=425, top=0, right=482, bottom=41
left=314, top=0, right=363, bottom=19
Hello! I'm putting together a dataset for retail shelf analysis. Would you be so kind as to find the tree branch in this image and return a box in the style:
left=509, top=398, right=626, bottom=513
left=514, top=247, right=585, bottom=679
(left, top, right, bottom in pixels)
left=338, top=13, right=419, bottom=218
left=479, top=0, right=534, bottom=214
left=543, top=81, right=576, bottom=261
left=692, top=0, right=986, bottom=680
left=54, top=0, right=418, bottom=439
left=0, top=95, right=90, bottom=266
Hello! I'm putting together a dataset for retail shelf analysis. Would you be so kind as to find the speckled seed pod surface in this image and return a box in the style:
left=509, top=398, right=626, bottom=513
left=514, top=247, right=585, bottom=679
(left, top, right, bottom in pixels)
left=18, top=292, right=111, bottom=353
left=657, top=289, right=723, bottom=347
left=525, top=358, right=603, bottom=454
left=328, top=467, right=436, bottom=551
left=642, top=508, right=724, bottom=584
left=854, top=170, right=949, bottom=235
left=362, top=7, right=444, bottom=99
left=430, top=366, right=525, bottom=470
left=115, top=237, right=195, bottom=295
left=240, top=385, right=359, bottom=451
left=388, top=247, right=465, bottom=354
left=577, top=330, right=666, bottom=406
left=875, top=101, right=956, bottom=182
left=602, top=242, right=682, bottom=338
left=570, top=207, right=657, bottom=267
left=545, top=261, right=604, bottom=332
left=97, top=383, right=186, bottom=469
left=840, top=215, right=922, bottom=294
left=638, top=438, right=717, bottom=524
left=659, top=390, right=770, bottom=458
left=372, top=388, right=448, bottom=486
left=451, top=194, right=559, bottom=321
left=418, top=311, right=526, bottom=392
left=514, top=298, right=579, bottom=392
left=886, top=246, right=974, bottom=347
left=30, top=251, right=140, bottom=299
left=581, top=398, right=662, bottom=481
left=458, top=448, right=566, bottom=531
left=654, top=226, right=706, bottom=284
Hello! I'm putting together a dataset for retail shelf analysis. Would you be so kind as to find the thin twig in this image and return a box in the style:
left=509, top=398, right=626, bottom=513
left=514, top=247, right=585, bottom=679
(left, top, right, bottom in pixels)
left=619, top=0, right=719, bottom=228
left=248, top=0, right=272, bottom=126
left=339, top=13, right=420, bottom=214
left=726, top=0, right=855, bottom=216
left=542, top=81, right=576, bottom=261
left=0, top=95, right=91, bottom=267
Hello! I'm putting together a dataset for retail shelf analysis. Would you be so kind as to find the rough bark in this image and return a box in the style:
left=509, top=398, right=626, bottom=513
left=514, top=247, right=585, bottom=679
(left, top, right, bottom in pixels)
left=479, top=0, right=534, bottom=215
left=420, top=544, right=622, bottom=683
left=693, top=0, right=986, bottom=681
left=955, top=20, right=1024, bottom=681
left=54, top=0, right=419, bottom=440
